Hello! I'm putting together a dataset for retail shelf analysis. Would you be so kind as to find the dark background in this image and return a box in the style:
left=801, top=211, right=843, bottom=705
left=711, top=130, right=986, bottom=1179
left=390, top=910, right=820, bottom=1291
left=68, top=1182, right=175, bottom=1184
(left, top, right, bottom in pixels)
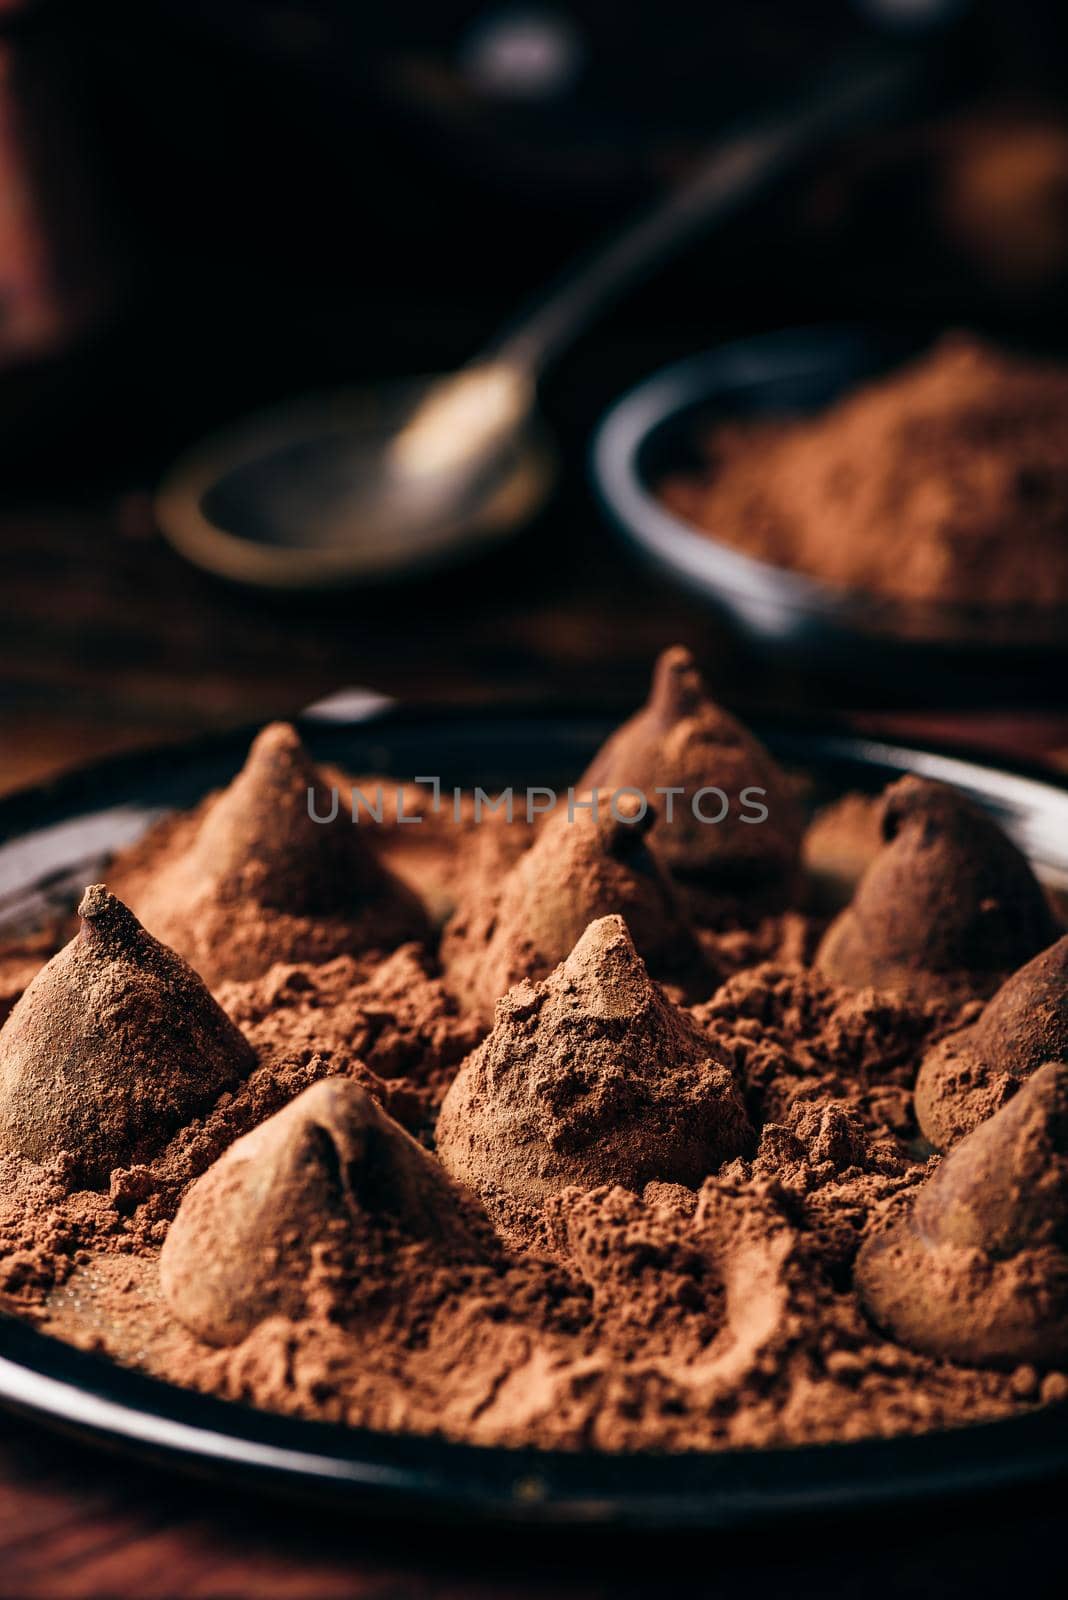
left=2, top=0, right=1068, bottom=793
left=9, top=0, right=1068, bottom=486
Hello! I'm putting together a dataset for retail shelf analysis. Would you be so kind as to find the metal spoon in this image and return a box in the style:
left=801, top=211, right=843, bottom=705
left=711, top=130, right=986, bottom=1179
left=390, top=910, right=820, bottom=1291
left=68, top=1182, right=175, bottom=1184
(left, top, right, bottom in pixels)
left=156, top=48, right=921, bottom=588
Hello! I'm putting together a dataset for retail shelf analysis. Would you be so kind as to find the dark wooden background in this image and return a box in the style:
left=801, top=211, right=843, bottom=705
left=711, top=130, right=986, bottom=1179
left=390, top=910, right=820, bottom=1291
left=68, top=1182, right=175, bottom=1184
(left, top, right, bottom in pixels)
left=3, top=3, right=1068, bottom=1592
left=3, top=1406, right=1068, bottom=1599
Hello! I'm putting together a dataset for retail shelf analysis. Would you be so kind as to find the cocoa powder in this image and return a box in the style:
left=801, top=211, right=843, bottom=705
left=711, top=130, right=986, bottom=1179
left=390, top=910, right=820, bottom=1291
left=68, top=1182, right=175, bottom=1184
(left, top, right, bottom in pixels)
left=660, top=333, right=1068, bottom=608
left=2, top=681, right=1067, bottom=1456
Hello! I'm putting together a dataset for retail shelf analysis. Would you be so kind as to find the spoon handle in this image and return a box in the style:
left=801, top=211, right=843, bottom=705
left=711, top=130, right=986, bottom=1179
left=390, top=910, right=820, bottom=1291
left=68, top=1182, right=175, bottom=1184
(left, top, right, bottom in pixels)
left=483, top=47, right=925, bottom=378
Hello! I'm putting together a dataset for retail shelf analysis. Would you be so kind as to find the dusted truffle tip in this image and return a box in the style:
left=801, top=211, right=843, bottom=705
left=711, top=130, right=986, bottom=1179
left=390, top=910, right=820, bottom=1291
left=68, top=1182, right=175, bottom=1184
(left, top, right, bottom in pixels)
left=437, top=915, right=751, bottom=1207
left=649, top=644, right=705, bottom=724
left=77, top=882, right=116, bottom=922
left=190, top=719, right=383, bottom=912
left=443, top=790, right=704, bottom=1024
left=247, top=719, right=305, bottom=764
left=160, top=1078, right=478, bottom=1346
left=564, top=910, right=633, bottom=967
left=559, top=914, right=655, bottom=1020
left=815, top=775, right=1057, bottom=1004
left=574, top=643, right=802, bottom=908
left=0, top=888, right=253, bottom=1184
left=857, top=1063, right=1068, bottom=1368
left=76, top=884, right=146, bottom=952
left=916, top=934, right=1068, bottom=1148
left=880, top=772, right=961, bottom=840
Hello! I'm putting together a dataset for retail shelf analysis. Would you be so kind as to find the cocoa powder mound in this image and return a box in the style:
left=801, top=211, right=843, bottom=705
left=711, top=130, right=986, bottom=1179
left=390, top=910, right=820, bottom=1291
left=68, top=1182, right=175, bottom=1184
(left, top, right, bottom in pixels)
left=815, top=776, right=1057, bottom=1005
left=660, top=333, right=1068, bottom=608
left=2, top=691, right=1068, bottom=1456
left=159, top=1079, right=493, bottom=1346
left=215, top=943, right=483, bottom=1122
left=857, top=1063, right=1068, bottom=1368
left=0, top=933, right=479, bottom=1305
left=693, top=960, right=958, bottom=1138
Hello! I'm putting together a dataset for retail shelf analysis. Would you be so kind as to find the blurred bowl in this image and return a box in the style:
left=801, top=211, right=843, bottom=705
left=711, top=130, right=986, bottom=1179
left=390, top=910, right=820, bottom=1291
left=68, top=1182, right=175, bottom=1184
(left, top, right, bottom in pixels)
left=591, top=324, right=1068, bottom=666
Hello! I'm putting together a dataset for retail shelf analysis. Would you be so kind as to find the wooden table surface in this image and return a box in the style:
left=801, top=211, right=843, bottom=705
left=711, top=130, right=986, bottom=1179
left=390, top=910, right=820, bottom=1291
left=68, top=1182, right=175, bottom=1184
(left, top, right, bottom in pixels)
left=4, top=1402, right=1068, bottom=1600
left=4, top=498, right=1068, bottom=799
left=2, top=504, right=1068, bottom=1598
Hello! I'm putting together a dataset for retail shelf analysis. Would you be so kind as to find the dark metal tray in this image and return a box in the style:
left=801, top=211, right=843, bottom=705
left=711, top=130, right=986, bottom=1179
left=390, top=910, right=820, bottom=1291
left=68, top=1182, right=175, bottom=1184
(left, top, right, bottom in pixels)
left=1, top=706, right=1067, bottom=1526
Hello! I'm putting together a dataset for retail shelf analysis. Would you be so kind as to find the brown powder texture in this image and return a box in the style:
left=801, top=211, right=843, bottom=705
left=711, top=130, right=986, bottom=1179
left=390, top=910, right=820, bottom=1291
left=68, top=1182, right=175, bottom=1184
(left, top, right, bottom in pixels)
left=0, top=1152, right=115, bottom=1317
left=660, top=333, right=1068, bottom=608
left=0, top=888, right=254, bottom=1185
left=693, top=960, right=958, bottom=1139
left=697, top=908, right=821, bottom=980
left=1, top=936, right=479, bottom=1315
left=159, top=1079, right=492, bottom=1345
left=38, top=1144, right=1040, bottom=1454
left=215, top=943, right=483, bottom=1124
left=2, top=691, right=1068, bottom=1456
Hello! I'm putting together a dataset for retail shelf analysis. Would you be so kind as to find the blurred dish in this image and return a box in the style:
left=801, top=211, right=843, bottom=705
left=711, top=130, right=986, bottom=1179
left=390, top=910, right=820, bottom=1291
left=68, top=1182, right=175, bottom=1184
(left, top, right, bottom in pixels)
left=591, top=325, right=1068, bottom=658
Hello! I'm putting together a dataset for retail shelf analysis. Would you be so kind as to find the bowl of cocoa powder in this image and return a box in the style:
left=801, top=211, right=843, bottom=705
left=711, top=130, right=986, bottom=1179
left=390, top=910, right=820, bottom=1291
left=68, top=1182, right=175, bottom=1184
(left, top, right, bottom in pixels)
left=2, top=663, right=1068, bottom=1525
left=593, top=326, right=1068, bottom=658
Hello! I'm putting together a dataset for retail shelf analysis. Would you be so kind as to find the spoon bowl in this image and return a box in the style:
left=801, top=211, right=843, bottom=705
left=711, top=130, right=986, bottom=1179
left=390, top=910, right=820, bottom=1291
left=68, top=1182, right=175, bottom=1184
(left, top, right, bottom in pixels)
left=156, top=376, right=556, bottom=588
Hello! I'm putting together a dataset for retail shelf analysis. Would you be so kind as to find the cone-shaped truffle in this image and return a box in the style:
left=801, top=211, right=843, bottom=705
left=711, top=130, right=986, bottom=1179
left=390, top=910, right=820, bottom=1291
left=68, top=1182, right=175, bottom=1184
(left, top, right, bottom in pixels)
left=160, top=1078, right=479, bottom=1345
left=120, top=723, right=429, bottom=984
left=815, top=776, right=1057, bottom=1004
left=916, top=935, right=1068, bottom=1148
left=856, top=1063, right=1068, bottom=1367
left=0, top=886, right=254, bottom=1184
left=577, top=646, right=802, bottom=912
left=442, top=795, right=707, bottom=1024
left=436, top=915, right=751, bottom=1205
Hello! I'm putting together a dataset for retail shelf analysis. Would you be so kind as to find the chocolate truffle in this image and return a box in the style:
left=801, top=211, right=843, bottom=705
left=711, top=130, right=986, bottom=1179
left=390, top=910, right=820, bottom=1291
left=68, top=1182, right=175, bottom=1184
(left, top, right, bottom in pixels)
left=916, top=935, right=1068, bottom=1148
left=121, top=723, right=429, bottom=985
left=0, top=886, right=253, bottom=1185
left=815, top=776, right=1057, bottom=1004
left=442, top=795, right=707, bottom=1024
left=577, top=646, right=803, bottom=916
left=856, top=1062, right=1068, bottom=1368
left=160, top=1078, right=479, bottom=1345
left=436, top=915, right=751, bottom=1205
